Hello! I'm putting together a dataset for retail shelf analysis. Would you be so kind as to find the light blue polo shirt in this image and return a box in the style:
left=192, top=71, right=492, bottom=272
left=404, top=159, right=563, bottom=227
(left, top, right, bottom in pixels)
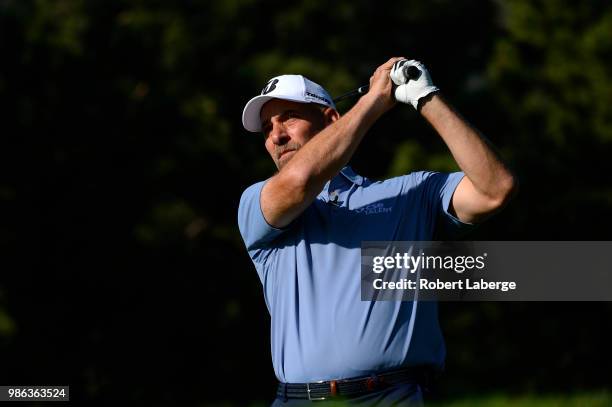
left=238, top=167, right=475, bottom=384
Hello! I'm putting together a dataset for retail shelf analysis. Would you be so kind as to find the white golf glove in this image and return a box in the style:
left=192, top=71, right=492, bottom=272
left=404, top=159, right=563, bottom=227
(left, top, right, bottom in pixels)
left=390, top=59, right=439, bottom=109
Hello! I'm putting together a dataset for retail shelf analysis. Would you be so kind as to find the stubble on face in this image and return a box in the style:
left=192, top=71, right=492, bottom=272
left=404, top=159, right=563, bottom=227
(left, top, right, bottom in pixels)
left=274, top=141, right=303, bottom=169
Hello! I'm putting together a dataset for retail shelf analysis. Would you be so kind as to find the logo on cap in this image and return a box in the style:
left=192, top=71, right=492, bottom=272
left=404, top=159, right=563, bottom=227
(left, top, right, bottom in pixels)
left=261, top=79, right=279, bottom=95
left=306, top=91, right=331, bottom=105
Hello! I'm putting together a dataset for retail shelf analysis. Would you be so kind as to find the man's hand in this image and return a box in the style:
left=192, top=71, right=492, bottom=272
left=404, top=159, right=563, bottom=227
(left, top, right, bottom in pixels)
left=390, top=59, right=439, bottom=110
left=365, top=57, right=406, bottom=114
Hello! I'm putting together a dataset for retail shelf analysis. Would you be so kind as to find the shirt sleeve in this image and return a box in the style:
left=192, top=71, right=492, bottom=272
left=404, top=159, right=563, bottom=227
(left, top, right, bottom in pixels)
left=419, top=171, right=478, bottom=239
left=237, top=179, right=288, bottom=256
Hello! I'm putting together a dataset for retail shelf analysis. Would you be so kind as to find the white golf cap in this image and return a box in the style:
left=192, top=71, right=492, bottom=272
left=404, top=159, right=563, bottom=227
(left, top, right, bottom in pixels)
left=242, top=74, right=336, bottom=132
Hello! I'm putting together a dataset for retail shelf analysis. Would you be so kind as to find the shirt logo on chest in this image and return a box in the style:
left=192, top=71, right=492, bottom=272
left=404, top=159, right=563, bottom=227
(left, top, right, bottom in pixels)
left=354, top=202, right=393, bottom=215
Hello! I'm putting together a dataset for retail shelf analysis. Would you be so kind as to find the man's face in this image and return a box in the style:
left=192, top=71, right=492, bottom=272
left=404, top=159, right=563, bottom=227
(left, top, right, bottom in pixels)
left=260, top=99, right=328, bottom=170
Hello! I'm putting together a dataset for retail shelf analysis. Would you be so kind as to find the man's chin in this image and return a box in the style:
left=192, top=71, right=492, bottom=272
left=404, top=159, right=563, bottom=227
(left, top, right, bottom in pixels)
left=276, top=151, right=296, bottom=169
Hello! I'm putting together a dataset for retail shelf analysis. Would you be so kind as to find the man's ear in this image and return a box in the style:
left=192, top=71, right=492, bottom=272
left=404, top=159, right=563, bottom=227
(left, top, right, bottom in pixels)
left=323, top=107, right=340, bottom=125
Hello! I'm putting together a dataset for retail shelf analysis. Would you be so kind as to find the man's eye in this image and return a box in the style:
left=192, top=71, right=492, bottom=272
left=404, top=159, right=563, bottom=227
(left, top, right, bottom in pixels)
left=284, top=113, right=300, bottom=124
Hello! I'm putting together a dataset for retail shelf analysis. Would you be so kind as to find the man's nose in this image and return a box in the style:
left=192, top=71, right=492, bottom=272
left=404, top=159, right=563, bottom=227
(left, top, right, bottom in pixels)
left=270, top=122, right=290, bottom=145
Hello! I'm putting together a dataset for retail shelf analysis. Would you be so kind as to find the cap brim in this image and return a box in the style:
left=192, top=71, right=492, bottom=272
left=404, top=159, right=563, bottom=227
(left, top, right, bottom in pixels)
left=241, top=94, right=311, bottom=133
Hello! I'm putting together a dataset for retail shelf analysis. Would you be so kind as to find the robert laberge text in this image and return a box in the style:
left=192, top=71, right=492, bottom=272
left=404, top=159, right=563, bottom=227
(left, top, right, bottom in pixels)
left=373, top=278, right=517, bottom=292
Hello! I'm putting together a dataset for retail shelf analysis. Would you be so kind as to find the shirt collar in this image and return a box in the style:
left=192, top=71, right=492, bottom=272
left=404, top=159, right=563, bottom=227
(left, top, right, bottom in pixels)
left=339, top=166, right=363, bottom=186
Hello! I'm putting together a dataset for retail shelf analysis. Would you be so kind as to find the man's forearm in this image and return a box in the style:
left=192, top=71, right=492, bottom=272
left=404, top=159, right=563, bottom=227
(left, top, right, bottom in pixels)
left=261, top=94, right=385, bottom=228
left=420, top=94, right=516, bottom=201
left=283, top=94, right=384, bottom=198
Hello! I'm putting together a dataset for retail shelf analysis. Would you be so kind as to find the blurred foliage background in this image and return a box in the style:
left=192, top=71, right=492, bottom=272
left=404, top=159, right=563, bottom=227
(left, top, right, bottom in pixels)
left=1, top=0, right=611, bottom=405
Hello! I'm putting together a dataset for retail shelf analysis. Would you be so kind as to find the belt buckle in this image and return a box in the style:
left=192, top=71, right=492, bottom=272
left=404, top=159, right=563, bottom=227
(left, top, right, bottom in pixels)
left=306, top=381, right=326, bottom=401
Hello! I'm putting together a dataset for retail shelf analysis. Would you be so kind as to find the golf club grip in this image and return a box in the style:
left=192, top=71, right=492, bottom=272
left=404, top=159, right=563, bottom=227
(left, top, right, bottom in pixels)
left=359, top=67, right=418, bottom=95
left=403, top=65, right=421, bottom=81
left=333, top=66, right=420, bottom=103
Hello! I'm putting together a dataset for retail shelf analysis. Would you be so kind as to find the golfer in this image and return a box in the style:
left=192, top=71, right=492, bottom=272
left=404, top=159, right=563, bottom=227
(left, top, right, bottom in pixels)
left=238, top=57, right=517, bottom=405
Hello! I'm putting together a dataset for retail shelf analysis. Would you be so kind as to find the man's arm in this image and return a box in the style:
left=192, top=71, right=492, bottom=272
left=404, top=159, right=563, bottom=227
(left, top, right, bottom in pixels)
left=419, top=93, right=518, bottom=224
left=261, top=58, right=402, bottom=228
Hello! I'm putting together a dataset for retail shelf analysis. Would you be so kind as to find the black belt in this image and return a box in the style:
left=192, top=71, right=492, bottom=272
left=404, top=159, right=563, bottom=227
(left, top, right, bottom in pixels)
left=276, top=365, right=440, bottom=401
